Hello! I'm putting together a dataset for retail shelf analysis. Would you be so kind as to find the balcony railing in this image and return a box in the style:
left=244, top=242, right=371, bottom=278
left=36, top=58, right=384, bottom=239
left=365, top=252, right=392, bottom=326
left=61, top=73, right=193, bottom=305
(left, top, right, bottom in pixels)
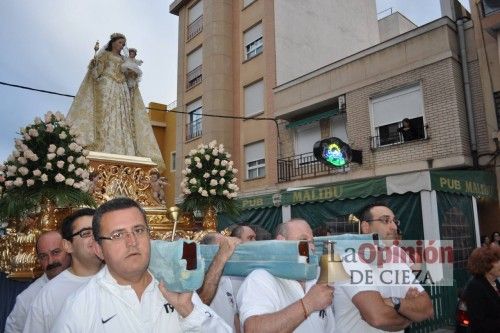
left=186, top=118, right=202, bottom=141
left=187, top=15, right=203, bottom=41
left=277, top=152, right=348, bottom=183
left=186, top=65, right=202, bottom=90
left=370, top=126, right=428, bottom=149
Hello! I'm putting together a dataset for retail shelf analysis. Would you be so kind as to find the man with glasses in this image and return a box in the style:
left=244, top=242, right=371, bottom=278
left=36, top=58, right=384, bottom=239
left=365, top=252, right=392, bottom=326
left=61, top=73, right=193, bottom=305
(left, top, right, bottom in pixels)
left=24, top=208, right=102, bottom=333
left=5, top=231, right=71, bottom=333
left=333, top=202, right=433, bottom=333
left=52, top=197, right=231, bottom=332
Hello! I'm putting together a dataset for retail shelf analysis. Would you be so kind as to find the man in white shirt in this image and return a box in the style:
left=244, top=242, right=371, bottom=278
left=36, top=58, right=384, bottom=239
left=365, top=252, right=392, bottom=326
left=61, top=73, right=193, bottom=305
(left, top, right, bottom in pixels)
left=333, top=202, right=434, bottom=333
left=5, top=231, right=71, bottom=333
left=237, top=219, right=335, bottom=333
left=51, top=197, right=231, bottom=332
left=24, top=208, right=102, bottom=333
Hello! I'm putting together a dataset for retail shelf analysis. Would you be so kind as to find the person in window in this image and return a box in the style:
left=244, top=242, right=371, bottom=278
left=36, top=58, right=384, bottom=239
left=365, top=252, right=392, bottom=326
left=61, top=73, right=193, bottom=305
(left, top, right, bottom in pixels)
left=398, top=118, right=417, bottom=142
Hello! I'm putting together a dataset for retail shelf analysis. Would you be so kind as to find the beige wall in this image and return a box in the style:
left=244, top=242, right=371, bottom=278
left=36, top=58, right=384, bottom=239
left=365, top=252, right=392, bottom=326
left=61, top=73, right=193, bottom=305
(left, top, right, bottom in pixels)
left=378, top=12, right=417, bottom=42
left=274, top=0, right=379, bottom=85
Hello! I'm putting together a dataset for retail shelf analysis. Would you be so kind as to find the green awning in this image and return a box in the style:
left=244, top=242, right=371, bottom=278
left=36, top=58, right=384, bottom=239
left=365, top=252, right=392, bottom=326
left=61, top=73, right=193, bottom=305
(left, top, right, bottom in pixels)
left=286, top=108, right=343, bottom=129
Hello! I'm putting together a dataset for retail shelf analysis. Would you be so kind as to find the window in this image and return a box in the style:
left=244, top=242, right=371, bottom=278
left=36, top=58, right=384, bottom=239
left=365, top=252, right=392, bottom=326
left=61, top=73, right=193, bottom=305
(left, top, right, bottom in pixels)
left=243, top=0, right=256, bottom=8
left=244, top=80, right=264, bottom=116
left=186, top=99, right=202, bottom=140
left=331, top=114, right=348, bottom=143
left=244, top=23, right=263, bottom=60
left=245, top=141, right=265, bottom=180
left=370, top=85, right=426, bottom=148
left=295, top=123, right=321, bottom=155
left=187, top=1, right=203, bottom=40
left=187, top=47, right=202, bottom=89
left=171, top=152, right=176, bottom=171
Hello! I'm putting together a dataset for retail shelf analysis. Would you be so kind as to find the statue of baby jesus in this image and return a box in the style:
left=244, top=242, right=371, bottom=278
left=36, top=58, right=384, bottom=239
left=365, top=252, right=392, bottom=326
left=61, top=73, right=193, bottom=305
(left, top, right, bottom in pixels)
left=150, top=171, right=167, bottom=204
left=122, top=47, right=143, bottom=90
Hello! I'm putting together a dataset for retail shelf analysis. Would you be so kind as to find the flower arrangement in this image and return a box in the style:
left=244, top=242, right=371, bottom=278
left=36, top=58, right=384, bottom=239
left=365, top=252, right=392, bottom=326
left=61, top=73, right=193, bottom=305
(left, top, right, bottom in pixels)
left=180, top=140, right=239, bottom=215
left=0, top=111, right=95, bottom=221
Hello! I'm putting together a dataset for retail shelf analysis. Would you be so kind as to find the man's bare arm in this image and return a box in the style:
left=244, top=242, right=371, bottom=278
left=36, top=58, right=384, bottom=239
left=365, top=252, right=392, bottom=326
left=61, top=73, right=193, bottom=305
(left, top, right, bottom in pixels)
left=244, top=284, right=333, bottom=333
left=398, top=290, right=434, bottom=322
left=197, top=237, right=240, bottom=305
left=352, top=291, right=411, bottom=332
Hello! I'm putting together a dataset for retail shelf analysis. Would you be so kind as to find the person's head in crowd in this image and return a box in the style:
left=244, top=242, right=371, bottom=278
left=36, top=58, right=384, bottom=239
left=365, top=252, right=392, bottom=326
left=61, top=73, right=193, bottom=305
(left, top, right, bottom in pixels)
left=481, top=235, right=492, bottom=247
left=61, top=208, right=101, bottom=272
left=230, top=225, right=256, bottom=243
left=467, top=246, right=500, bottom=281
left=92, top=197, right=150, bottom=284
left=275, top=218, right=315, bottom=252
left=36, top=230, right=71, bottom=279
left=250, top=225, right=272, bottom=241
left=402, top=118, right=411, bottom=129
left=200, top=232, right=225, bottom=245
left=491, top=231, right=500, bottom=246
left=360, top=202, right=399, bottom=245
left=313, top=225, right=329, bottom=237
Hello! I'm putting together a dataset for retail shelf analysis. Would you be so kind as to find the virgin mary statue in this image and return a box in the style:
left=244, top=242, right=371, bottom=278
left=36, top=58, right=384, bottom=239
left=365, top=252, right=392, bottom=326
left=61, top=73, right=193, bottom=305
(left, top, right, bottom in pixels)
left=66, top=32, right=165, bottom=170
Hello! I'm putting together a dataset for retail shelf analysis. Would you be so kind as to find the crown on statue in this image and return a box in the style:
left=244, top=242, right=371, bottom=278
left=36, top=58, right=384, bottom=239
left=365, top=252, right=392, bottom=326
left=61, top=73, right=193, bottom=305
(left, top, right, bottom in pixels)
left=110, top=32, right=126, bottom=40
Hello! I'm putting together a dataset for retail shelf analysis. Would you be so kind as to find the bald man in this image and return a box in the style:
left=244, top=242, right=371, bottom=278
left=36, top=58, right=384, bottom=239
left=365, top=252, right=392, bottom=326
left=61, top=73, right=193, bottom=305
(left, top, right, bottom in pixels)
left=237, top=219, right=335, bottom=333
left=5, top=231, right=71, bottom=333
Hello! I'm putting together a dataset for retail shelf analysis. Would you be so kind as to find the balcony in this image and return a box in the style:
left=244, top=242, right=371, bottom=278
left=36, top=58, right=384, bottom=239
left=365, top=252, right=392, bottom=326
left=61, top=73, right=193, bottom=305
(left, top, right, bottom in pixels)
left=186, top=65, right=202, bottom=90
left=187, top=15, right=203, bottom=41
left=370, top=125, right=428, bottom=149
left=186, top=118, right=202, bottom=141
left=277, top=152, right=348, bottom=183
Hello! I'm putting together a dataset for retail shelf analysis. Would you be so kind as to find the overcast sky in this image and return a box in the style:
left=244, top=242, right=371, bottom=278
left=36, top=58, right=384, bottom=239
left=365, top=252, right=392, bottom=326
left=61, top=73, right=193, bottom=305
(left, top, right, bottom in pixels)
left=0, top=0, right=470, bottom=162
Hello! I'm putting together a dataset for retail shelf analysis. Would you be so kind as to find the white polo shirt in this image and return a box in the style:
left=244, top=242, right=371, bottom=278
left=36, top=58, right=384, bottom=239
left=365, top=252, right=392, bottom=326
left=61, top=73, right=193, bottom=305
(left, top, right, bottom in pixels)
left=209, top=276, right=244, bottom=330
left=50, top=266, right=232, bottom=332
left=237, top=269, right=335, bottom=333
left=333, top=253, right=424, bottom=333
left=23, top=269, right=93, bottom=333
left=4, top=274, right=48, bottom=333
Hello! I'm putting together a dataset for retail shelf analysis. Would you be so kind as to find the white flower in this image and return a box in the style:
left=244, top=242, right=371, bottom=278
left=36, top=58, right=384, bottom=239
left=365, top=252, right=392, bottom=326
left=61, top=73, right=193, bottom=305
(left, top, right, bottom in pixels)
left=68, top=143, right=77, bottom=151
left=210, top=179, right=218, bottom=186
left=59, top=132, right=67, bottom=139
left=196, top=162, right=202, bottom=169
left=44, top=111, right=54, bottom=123
left=75, top=168, right=83, bottom=176
left=57, top=160, right=65, bottom=168
left=219, top=146, right=225, bottom=153
left=65, top=178, right=75, bottom=186
left=28, top=128, right=39, bottom=137
left=181, top=170, right=188, bottom=175
left=74, top=145, right=83, bottom=153
left=205, top=154, right=210, bottom=161
left=226, top=153, right=231, bottom=159
left=221, top=160, right=228, bottom=167
left=198, top=187, right=203, bottom=193
left=219, top=178, right=226, bottom=185
left=48, top=144, right=57, bottom=153
left=26, top=179, right=35, bottom=187
left=75, top=138, right=85, bottom=146
left=211, top=169, right=218, bottom=175
left=184, top=158, right=191, bottom=165
left=200, top=148, right=206, bottom=154
left=28, top=153, right=39, bottom=161
left=212, top=149, right=219, bottom=156
left=46, top=124, right=54, bottom=133
left=54, top=173, right=65, bottom=182
left=189, top=149, right=197, bottom=156
left=228, top=183, right=236, bottom=190
left=67, top=156, right=74, bottom=163
left=81, top=171, right=89, bottom=179
left=17, top=157, right=28, bottom=165
left=186, top=168, right=191, bottom=174
left=45, top=162, right=52, bottom=170
left=47, top=153, right=56, bottom=160
left=13, top=150, right=20, bottom=158
left=33, top=169, right=41, bottom=177
left=82, top=150, right=89, bottom=156
left=183, top=188, right=191, bottom=194
left=5, top=180, right=14, bottom=188
left=189, top=178, right=197, bottom=185
left=194, top=156, right=201, bottom=163
left=231, top=177, right=237, bottom=183
left=209, top=140, right=217, bottom=149
left=214, top=159, right=220, bottom=166
left=68, top=164, right=75, bottom=172
left=55, top=111, right=64, bottom=121
left=73, top=182, right=82, bottom=189
left=69, top=127, right=77, bottom=136
left=76, top=156, right=85, bottom=164
left=219, top=170, right=226, bottom=177
left=223, top=190, right=229, bottom=196
left=56, top=147, right=65, bottom=156
left=13, top=177, right=23, bottom=187
left=41, top=174, right=48, bottom=182
left=203, top=172, right=210, bottom=178
left=233, top=168, right=238, bottom=174
left=34, top=117, right=42, bottom=125
left=201, top=190, right=208, bottom=197
left=210, top=189, right=216, bottom=195
left=18, top=167, right=29, bottom=176
left=7, top=165, right=17, bottom=174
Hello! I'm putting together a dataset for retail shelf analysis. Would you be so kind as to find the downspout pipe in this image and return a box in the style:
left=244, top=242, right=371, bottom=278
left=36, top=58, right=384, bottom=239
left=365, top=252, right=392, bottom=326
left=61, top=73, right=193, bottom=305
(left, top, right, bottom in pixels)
left=457, top=18, right=479, bottom=168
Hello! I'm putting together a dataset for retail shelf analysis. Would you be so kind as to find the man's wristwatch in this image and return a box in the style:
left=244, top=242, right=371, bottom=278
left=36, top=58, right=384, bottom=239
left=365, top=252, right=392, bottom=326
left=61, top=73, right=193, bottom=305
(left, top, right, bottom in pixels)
left=391, top=297, right=401, bottom=313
